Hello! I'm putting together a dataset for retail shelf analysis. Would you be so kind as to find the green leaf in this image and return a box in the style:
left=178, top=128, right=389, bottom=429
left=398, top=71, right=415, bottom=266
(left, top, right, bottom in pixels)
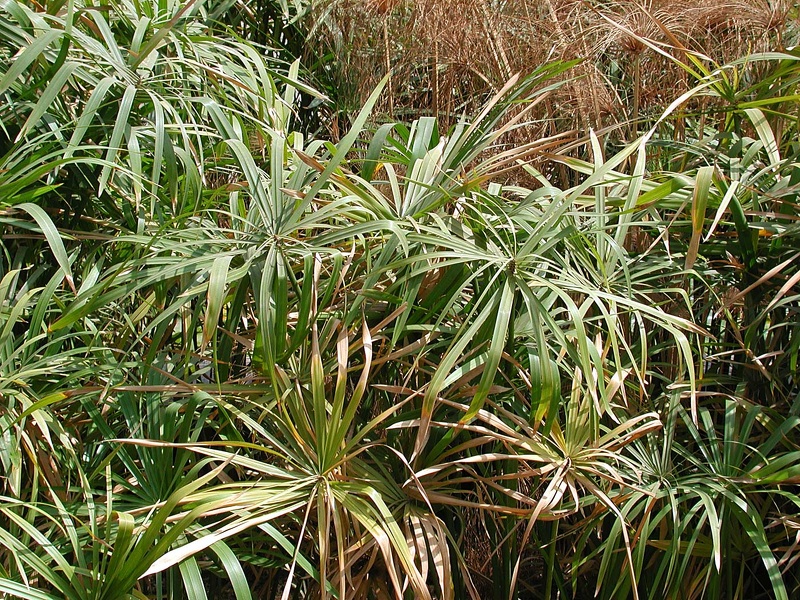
left=743, top=108, right=780, bottom=166
left=0, top=29, right=62, bottom=95
left=203, top=254, right=233, bottom=348
left=99, top=84, right=138, bottom=195
left=685, top=166, right=714, bottom=270
left=178, top=556, right=208, bottom=600
left=209, top=541, right=252, bottom=600
left=17, top=62, right=78, bottom=139
left=462, top=277, right=515, bottom=423
left=15, top=203, right=74, bottom=292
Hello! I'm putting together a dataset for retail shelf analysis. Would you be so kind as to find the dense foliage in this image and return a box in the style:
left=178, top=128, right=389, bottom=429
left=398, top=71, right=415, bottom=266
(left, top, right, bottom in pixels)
left=1, top=0, right=799, bottom=598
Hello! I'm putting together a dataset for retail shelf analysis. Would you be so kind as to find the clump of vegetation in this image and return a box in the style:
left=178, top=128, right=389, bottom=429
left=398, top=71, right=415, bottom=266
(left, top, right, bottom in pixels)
left=294, top=0, right=796, bottom=131
left=1, top=0, right=799, bottom=598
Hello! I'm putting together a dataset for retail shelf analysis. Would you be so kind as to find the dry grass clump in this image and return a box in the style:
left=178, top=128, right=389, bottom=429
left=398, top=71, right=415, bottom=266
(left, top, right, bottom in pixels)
left=305, top=0, right=798, bottom=138
left=305, top=0, right=548, bottom=127
left=680, top=0, right=791, bottom=47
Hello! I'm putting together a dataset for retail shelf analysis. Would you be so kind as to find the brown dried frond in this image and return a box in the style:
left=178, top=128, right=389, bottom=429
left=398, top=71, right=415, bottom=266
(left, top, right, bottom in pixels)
left=683, top=0, right=778, bottom=33
left=588, top=1, right=676, bottom=56
left=662, top=0, right=791, bottom=58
